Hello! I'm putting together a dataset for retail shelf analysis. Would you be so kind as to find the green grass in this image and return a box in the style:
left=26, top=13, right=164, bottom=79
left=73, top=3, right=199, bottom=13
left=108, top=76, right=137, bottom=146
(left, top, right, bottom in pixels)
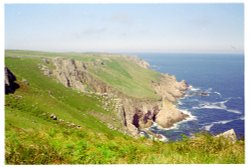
left=5, top=50, right=245, bottom=164
left=5, top=57, right=121, bottom=135
left=5, top=50, right=161, bottom=99
left=5, top=124, right=245, bottom=164
left=88, top=56, right=161, bottom=99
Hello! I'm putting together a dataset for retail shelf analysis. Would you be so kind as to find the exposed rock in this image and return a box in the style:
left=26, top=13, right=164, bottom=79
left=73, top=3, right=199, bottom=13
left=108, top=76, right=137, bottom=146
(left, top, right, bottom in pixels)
left=126, top=56, right=150, bottom=69
left=127, top=123, right=139, bottom=137
left=51, top=58, right=113, bottom=93
left=15, top=95, right=22, bottom=99
left=58, top=119, right=64, bottom=123
left=130, top=106, right=160, bottom=129
left=50, top=114, right=57, bottom=120
left=22, top=79, right=29, bottom=85
left=92, top=59, right=105, bottom=66
left=5, top=67, right=19, bottom=94
left=149, top=74, right=189, bottom=129
left=40, top=57, right=189, bottom=137
left=155, top=100, right=188, bottom=128
left=137, top=59, right=150, bottom=69
left=178, top=80, right=188, bottom=91
left=42, top=58, right=50, bottom=64
left=152, top=74, right=188, bottom=102
left=43, top=69, right=52, bottom=76
left=68, top=123, right=76, bottom=127
left=164, top=93, right=176, bottom=103
left=39, top=64, right=52, bottom=76
left=216, top=129, right=237, bottom=143
left=141, top=129, right=168, bottom=142
left=200, top=92, right=209, bottom=96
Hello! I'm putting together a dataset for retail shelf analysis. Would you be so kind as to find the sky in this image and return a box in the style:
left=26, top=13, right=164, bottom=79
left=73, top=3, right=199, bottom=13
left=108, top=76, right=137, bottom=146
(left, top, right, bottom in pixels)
left=5, top=4, right=244, bottom=53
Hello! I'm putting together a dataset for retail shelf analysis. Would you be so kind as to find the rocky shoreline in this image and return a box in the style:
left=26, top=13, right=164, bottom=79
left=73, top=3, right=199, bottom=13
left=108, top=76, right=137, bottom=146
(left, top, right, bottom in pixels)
left=39, top=56, right=190, bottom=137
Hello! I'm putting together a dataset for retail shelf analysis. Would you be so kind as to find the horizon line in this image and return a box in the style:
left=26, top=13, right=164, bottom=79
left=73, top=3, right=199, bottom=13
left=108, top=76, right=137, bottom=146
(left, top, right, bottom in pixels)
left=5, top=49, right=244, bottom=55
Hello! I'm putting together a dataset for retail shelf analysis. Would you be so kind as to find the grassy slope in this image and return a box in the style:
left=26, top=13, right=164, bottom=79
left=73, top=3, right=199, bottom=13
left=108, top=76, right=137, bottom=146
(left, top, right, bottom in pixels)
left=87, top=56, right=161, bottom=99
left=5, top=50, right=161, bottom=99
left=5, top=50, right=244, bottom=164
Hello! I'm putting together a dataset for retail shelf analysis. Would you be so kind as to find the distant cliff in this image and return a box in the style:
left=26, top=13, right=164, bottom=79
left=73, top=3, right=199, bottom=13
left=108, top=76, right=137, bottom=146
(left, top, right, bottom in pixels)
left=39, top=55, right=189, bottom=137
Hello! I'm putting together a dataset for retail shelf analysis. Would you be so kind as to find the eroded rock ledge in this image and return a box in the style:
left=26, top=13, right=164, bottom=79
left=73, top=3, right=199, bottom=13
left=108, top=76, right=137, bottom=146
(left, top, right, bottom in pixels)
left=39, top=57, right=189, bottom=137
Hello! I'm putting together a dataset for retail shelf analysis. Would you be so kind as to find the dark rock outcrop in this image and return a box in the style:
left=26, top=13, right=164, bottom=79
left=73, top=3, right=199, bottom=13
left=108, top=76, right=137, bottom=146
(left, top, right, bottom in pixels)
left=5, top=67, right=19, bottom=94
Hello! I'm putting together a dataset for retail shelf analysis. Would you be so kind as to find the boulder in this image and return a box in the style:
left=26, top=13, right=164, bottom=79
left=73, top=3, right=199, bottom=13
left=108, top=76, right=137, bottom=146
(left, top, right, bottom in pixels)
left=156, top=100, right=188, bottom=128
left=216, top=129, right=237, bottom=143
left=200, top=92, right=209, bottom=96
left=50, top=114, right=57, bottom=120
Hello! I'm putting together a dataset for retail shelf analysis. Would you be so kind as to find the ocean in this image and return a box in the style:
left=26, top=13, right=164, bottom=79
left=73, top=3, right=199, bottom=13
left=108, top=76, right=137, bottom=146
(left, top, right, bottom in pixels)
left=136, top=53, right=244, bottom=141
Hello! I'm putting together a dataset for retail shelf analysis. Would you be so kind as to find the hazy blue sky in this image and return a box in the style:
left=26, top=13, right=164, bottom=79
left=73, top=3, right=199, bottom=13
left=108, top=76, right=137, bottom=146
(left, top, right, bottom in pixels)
left=5, top=4, right=244, bottom=53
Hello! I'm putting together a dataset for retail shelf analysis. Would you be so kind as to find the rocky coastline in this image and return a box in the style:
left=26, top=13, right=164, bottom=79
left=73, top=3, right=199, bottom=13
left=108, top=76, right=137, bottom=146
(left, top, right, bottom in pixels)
left=39, top=56, right=190, bottom=137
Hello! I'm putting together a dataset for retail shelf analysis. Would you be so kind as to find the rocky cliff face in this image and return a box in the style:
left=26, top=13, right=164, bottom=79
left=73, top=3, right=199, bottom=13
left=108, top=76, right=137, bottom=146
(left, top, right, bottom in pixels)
left=40, top=58, right=115, bottom=94
left=151, top=74, right=189, bottom=128
left=40, top=57, right=189, bottom=137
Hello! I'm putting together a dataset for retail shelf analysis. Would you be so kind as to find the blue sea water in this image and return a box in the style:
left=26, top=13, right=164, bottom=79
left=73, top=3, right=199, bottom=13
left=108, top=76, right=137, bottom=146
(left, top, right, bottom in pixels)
left=136, top=53, right=244, bottom=141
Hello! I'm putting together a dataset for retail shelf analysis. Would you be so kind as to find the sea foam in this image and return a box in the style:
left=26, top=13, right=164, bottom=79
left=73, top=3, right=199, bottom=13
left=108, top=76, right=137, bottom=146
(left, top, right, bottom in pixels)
left=202, top=116, right=244, bottom=131
left=192, top=100, right=241, bottom=114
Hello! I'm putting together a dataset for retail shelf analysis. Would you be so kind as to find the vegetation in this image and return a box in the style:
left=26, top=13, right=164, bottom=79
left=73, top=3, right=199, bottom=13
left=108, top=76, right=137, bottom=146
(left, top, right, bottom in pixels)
left=5, top=50, right=161, bottom=99
left=88, top=56, right=161, bottom=99
left=5, top=50, right=244, bottom=164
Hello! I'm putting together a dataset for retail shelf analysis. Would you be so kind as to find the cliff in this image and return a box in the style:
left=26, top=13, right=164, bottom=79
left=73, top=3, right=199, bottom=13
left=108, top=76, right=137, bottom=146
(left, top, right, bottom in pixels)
left=39, top=55, right=189, bottom=137
left=5, top=50, right=244, bottom=164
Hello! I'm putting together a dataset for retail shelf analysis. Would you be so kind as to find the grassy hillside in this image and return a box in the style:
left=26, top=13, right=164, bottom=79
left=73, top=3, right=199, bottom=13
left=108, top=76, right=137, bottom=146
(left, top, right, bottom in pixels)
left=87, top=56, right=161, bottom=99
left=5, top=50, right=161, bottom=99
left=5, top=50, right=244, bottom=164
